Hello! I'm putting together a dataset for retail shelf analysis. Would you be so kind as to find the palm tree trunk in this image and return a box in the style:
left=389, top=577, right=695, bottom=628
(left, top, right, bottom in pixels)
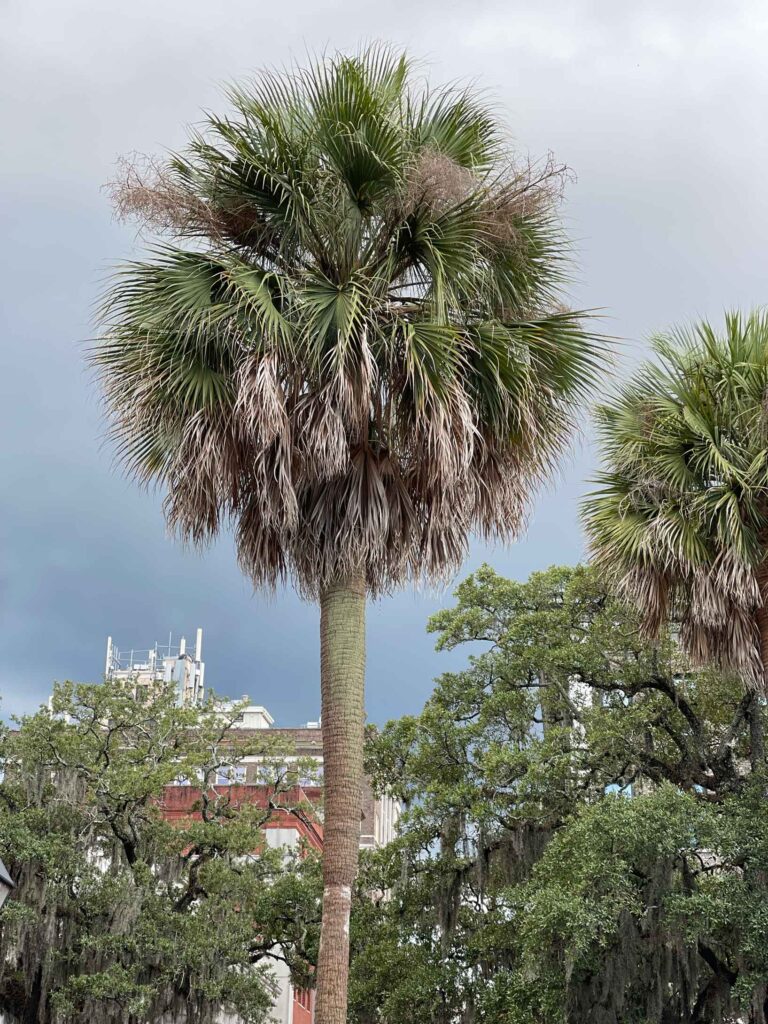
left=315, top=573, right=366, bottom=1024
left=753, top=565, right=767, bottom=764
left=750, top=570, right=768, bottom=1024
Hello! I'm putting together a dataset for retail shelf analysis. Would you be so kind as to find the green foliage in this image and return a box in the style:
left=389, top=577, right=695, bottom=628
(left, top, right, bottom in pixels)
left=0, top=681, right=321, bottom=1024
left=583, top=309, right=768, bottom=683
left=94, top=45, right=605, bottom=599
left=353, top=564, right=768, bottom=1024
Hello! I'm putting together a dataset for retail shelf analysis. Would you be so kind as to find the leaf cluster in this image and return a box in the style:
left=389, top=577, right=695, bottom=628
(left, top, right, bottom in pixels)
left=583, top=310, right=768, bottom=684
left=0, top=681, right=321, bottom=1024
left=353, top=564, right=768, bottom=1023
left=94, top=45, right=605, bottom=597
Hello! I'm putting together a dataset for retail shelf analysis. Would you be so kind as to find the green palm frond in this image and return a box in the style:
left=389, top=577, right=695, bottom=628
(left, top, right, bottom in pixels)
left=583, top=309, right=768, bottom=684
left=95, top=44, right=605, bottom=597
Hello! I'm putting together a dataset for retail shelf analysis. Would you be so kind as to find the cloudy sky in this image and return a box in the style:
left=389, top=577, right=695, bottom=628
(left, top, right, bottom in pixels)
left=1, top=0, right=766, bottom=726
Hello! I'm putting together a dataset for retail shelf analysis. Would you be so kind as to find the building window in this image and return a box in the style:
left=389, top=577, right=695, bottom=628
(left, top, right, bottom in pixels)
left=215, top=764, right=247, bottom=785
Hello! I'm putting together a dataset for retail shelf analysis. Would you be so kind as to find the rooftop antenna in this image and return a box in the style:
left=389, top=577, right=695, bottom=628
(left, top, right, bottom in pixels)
left=195, top=628, right=203, bottom=662
left=105, top=637, right=113, bottom=678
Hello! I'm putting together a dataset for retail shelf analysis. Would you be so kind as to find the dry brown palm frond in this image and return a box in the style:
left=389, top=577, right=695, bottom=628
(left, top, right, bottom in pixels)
left=402, top=148, right=477, bottom=215
left=234, top=352, right=289, bottom=447
left=106, top=153, right=220, bottom=238
left=293, top=389, right=349, bottom=482
left=95, top=50, right=603, bottom=602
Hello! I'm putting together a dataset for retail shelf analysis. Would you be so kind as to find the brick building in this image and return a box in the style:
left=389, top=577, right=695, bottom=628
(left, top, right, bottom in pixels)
left=160, top=721, right=399, bottom=1024
left=226, top=716, right=400, bottom=851
left=160, top=782, right=322, bottom=1024
left=99, top=634, right=400, bottom=1023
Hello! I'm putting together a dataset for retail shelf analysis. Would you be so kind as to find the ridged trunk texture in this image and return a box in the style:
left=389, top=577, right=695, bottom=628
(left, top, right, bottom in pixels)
left=753, top=600, right=767, bottom=767
left=750, top=567, right=768, bottom=1024
left=315, top=574, right=366, bottom=1024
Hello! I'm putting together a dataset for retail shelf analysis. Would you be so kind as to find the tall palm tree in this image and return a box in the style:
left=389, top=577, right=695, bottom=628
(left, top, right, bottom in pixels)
left=583, top=310, right=768, bottom=692
left=93, top=47, right=603, bottom=1024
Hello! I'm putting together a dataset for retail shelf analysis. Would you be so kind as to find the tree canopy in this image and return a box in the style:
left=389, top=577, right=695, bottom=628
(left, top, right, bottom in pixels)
left=583, top=310, right=768, bottom=684
left=94, top=45, right=604, bottom=598
left=0, top=682, right=320, bottom=1024
left=351, top=564, right=768, bottom=1023
left=4, top=567, right=768, bottom=1023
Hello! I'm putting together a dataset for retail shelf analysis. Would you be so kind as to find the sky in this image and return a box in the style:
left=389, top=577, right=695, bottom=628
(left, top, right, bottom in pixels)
left=1, top=0, right=767, bottom=726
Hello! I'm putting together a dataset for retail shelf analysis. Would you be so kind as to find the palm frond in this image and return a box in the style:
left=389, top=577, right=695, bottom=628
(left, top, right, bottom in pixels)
left=583, top=309, right=768, bottom=686
left=95, top=45, right=605, bottom=598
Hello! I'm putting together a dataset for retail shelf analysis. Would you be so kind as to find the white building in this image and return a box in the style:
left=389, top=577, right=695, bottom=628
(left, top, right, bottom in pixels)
left=104, top=628, right=205, bottom=705
left=98, top=632, right=399, bottom=1024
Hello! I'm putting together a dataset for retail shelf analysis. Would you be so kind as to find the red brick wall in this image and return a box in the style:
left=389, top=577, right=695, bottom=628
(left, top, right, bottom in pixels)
left=293, top=986, right=314, bottom=1023
left=158, top=784, right=323, bottom=850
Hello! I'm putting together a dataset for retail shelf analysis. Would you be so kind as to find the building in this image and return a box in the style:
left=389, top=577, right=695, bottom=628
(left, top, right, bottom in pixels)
left=102, top=631, right=399, bottom=1023
left=104, top=629, right=205, bottom=705
left=225, top=717, right=400, bottom=850
left=99, top=631, right=399, bottom=847
left=160, top=782, right=321, bottom=1024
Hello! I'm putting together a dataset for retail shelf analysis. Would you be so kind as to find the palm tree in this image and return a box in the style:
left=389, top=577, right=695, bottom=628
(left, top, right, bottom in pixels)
left=93, top=47, right=603, bottom=1024
left=583, top=310, right=768, bottom=693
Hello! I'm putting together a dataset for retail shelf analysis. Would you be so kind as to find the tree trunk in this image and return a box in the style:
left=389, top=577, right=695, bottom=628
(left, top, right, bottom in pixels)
left=315, top=574, right=366, bottom=1024
left=749, top=572, right=768, bottom=1023
left=752, top=572, right=767, bottom=768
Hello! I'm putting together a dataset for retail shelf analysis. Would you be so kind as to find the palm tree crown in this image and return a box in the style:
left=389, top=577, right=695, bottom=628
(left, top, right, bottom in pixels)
left=583, top=310, right=768, bottom=683
left=95, top=47, right=602, bottom=598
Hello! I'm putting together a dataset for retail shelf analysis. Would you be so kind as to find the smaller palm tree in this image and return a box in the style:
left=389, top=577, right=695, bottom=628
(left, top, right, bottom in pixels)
left=583, top=310, right=768, bottom=687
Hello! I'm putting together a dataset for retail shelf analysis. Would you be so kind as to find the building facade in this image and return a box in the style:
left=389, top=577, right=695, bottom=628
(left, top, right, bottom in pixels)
left=100, top=631, right=400, bottom=1023
left=227, top=718, right=400, bottom=850
left=160, top=782, right=322, bottom=1024
left=104, top=629, right=205, bottom=705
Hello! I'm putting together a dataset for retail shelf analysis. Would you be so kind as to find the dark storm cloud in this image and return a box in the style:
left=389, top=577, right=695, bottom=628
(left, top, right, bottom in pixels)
left=1, top=0, right=766, bottom=723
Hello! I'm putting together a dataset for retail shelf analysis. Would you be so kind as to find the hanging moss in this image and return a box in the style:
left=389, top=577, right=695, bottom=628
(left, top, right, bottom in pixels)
left=0, top=681, right=318, bottom=1024
left=352, top=564, right=768, bottom=1024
